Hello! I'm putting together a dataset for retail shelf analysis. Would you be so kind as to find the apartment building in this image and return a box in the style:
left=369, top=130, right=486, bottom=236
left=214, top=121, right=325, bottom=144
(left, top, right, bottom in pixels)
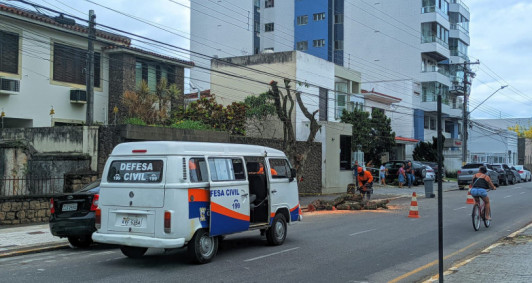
left=190, top=0, right=471, bottom=167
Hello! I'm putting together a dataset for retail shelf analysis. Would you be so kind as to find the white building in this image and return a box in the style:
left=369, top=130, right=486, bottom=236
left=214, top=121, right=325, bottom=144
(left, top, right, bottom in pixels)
left=0, top=4, right=192, bottom=128
left=211, top=50, right=366, bottom=193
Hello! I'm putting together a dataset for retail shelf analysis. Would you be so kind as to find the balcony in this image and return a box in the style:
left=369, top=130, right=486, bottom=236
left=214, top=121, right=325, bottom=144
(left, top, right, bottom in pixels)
left=449, top=49, right=469, bottom=64
left=421, top=36, right=450, bottom=61
left=421, top=5, right=449, bottom=20
left=421, top=8, right=450, bottom=30
left=449, top=0, right=470, bottom=20
left=419, top=70, right=451, bottom=85
left=449, top=24, right=470, bottom=45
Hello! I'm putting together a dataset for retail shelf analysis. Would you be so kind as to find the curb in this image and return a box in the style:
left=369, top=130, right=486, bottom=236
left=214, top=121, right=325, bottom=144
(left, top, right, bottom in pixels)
left=0, top=242, right=69, bottom=258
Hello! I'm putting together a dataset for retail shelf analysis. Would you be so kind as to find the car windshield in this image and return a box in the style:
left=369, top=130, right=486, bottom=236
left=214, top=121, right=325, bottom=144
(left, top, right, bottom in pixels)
left=514, top=165, right=523, bottom=170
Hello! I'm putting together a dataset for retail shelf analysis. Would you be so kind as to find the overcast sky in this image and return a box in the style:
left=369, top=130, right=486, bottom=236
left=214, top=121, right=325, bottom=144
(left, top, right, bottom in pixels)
left=14, top=0, right=532, bottom=121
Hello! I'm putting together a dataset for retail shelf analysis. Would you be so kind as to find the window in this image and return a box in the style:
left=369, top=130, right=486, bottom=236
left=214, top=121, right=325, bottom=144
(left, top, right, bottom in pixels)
left=135, top=61, right=174, bottom=92
left=424, top=116, right=430, bottom=129
left=0, top=31, right=19, bottom=74
left=107, top=160, right=164, bottom=183
left=53, top=43, right=100, bottom=87
left=430, top=117, right=436, bottom=130
left=265, top=0, right=274, bottom=8
left=189, top=158, right=208, bottom=182
left=335, top=82, right=348, bottom=119
left=334, top=40, right=343, bottom=50
left=208, top=158, right=246, bottom=181
left=313, top=39, right=325, bottom=47
left=296, top=41, right=308, bottom=51
left=313, top=12, right=325, bottom=21
left=334, top=14, right=344, bottom=24
left=319, top=87, right=328, bottom=121
left=297, top=15, right=308, bottom=25
left=265, top=23, right=274, bottom=32
left=340, top=135, right=352, bottom=170
left=264, top=47, right=274, bottom=52
left=268, top=159, right=292, bottom=179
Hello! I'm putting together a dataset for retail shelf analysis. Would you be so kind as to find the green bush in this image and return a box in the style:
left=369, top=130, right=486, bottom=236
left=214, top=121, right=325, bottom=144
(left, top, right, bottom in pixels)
left=446, top=170, right=457, bottom=178
left=171, top=120, right=213, bottom=130
left=124, top=117, right=146, bottom=126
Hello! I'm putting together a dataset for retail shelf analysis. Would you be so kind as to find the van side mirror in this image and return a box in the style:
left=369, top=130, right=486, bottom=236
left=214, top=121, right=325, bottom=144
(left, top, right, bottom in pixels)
left=289, top=168, right=297, bottom=182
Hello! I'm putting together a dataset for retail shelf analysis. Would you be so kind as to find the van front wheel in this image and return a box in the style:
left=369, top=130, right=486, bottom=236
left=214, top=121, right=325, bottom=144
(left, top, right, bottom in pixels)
left=188, top=229, right=218, bottom=264
left=120, top=246, right=147, bottom=258
left=266, top=214, right=287, bottom=246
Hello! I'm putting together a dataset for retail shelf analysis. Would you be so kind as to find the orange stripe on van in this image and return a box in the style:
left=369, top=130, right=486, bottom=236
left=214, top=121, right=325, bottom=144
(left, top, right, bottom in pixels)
left=290, top=204, right=299, bottom=212
left=210, top=202, right=249, bottom=222
left=188, top=188, right=209, bottom=202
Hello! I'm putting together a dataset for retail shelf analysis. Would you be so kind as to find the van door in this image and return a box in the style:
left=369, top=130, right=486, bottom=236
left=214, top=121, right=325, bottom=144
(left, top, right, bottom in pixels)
left=208, top=157, right=250, bottom=236
left=266, top=158, right=299, bottom=222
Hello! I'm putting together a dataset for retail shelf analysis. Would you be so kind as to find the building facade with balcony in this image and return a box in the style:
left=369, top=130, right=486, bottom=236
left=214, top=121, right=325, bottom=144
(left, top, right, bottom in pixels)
left=0, top=4, right=192, bottom=128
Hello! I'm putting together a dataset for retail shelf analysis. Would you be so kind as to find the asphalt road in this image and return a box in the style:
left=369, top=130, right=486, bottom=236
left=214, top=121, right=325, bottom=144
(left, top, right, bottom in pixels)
left=1, top=182, right=531, bottom=283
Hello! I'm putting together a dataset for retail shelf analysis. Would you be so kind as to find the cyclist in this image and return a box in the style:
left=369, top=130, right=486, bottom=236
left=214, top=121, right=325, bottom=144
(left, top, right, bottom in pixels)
left=357, top=167, right=374, bottom=200
left=470, top=166, right=496, bottom=220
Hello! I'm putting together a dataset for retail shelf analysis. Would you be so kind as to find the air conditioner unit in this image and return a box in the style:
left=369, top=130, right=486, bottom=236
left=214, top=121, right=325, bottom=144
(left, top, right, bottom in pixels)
left=70, top=89, right=87, bottom=103
left=0, top=77, right=20, bottom=93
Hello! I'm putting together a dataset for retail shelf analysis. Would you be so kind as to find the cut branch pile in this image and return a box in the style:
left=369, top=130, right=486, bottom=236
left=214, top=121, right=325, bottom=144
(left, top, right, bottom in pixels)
left=307, top=194, right=390, bottom=211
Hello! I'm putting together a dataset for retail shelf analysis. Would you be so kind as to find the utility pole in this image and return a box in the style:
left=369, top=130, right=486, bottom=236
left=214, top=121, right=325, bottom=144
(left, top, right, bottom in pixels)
left=461, top=60, right=479, bottom=166
left=86, top=10, right=96, bottom=126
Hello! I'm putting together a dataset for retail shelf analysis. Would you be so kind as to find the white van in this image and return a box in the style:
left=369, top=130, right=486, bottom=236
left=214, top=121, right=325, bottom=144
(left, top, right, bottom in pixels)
left=92, top=141, right=301, bottom=263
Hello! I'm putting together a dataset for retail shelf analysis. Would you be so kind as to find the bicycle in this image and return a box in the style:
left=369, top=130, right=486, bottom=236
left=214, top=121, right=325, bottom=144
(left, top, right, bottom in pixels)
left=471, top=190, right=491, bottom=231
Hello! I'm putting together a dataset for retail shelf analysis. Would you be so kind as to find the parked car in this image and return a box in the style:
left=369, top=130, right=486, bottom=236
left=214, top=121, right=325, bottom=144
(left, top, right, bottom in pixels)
left=419, top=161, right=445, bottom=181
left=490, top=163, right=516, bottom=185
left=49, top=180, right=100, bottom=248
left=423, top=164, right=436, bottom=180
left=513, top=165, right=532, bottom=182
left=383, top=160, right=426, bottom=185
left=457, top=163, right=500, bottom=190
left=509, top=166, right=522, bottom=183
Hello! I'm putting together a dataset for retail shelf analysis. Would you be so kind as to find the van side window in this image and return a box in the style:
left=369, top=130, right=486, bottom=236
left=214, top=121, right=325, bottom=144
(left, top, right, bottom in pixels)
left=208, top=158, right=246, bottom=181
left=268, top=159, right=291, bottom=179
left=189, top=158, right=208, bottom=182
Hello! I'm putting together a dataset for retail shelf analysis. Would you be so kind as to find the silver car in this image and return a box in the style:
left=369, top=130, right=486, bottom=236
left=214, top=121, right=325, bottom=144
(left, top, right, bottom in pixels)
left=513, top=165, right=531, bottom=182
left=457, top=163, right=500, bottom=190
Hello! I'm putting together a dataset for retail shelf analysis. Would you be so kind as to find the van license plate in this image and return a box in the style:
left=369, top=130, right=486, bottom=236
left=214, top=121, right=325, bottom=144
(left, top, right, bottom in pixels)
left=121, top=216, right=143, bottom=227
left=62, top=203, right=77, bottom=211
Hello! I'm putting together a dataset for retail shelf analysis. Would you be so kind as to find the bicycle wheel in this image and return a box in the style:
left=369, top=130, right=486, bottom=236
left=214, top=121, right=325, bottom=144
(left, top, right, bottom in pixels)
left=472, top=204, right=481, bottom=231
left=483, top=208, right=491, bottom=228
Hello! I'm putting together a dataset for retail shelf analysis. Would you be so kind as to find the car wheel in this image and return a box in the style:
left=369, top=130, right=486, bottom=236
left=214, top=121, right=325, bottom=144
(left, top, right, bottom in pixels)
left=266, top=213, right=287, bottom=246
left=503, top=176, right=508, bottom=185
left=120, top=246, right=148, bottom=258
left=509, top=175, right=514, bottom=185
left=67, top=235, right=93, bottom=248
left=188, top=228, right=218, bottom=264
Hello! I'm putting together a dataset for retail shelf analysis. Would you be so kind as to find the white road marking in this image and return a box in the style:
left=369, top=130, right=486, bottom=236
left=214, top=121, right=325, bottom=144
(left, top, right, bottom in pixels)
left=349, top=229, right=377, bottom=236
left=244, top=247, right=299, bottom=262
left=453, top=206, right=467, bottom=211
left=504, top=195, right=512, bottom=198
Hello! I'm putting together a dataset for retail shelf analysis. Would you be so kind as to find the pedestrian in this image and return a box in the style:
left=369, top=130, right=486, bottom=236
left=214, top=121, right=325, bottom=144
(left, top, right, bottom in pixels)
left=398, top=164, right=406, bottom=188
left=405, top=161, right=414, bottom=188
left=379, top=164, right=387, bottom=185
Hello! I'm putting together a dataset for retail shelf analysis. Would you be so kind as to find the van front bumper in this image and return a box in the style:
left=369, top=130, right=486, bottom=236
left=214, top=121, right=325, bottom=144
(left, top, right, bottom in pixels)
left=92, top=232, right=185, bottom=249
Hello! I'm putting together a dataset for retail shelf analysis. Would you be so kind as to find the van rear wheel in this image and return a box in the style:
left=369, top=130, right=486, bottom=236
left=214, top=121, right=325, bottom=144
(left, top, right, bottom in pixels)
left=120, top=246, right=147, bottom=258
left=188, top=229, right=218, bottom=264
left=266, top=214, right=287, bottom=246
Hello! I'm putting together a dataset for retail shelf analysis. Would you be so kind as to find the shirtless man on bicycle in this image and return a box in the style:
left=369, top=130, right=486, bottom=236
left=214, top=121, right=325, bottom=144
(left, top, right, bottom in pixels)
left=470, top=166, right=496, bottom=220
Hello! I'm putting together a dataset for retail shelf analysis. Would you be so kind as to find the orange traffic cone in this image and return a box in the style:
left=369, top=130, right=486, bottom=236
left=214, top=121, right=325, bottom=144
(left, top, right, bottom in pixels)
left=408, top=192, right=420, bottom=218
left=466, top=189, right=475, bottom=204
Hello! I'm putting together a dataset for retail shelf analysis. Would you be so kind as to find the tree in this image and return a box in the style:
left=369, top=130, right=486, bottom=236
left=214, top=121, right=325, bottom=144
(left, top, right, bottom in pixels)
left=412, top=136, right=445, bottom=162
left=367, top=108, right=396, bottom=165
left=183, top=95, right=248, bottom=135
left=508, top=124, right=532, bottom=138
left=341, top=107, right=396, bottom=166
left=268, top=79, right=321, bottom=177
left=244, top=92, right=277, bottom=136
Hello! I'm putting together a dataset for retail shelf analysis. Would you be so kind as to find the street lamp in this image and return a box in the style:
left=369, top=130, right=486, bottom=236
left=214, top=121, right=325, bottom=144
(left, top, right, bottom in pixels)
left=469, top=85, right=508, bottom=114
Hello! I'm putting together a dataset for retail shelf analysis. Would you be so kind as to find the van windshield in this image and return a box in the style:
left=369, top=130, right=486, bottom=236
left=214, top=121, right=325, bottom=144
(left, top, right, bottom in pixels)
left=107, top=160, right=164, bottom=183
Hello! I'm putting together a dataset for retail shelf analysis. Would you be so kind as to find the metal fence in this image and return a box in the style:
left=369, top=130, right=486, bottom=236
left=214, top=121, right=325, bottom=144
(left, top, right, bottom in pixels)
left=0, top=176, right=64, bottom=197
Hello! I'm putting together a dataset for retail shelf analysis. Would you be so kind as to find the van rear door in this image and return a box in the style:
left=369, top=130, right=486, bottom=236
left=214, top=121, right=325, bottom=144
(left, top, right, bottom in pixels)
left=100, top=159, right=166, bottom=208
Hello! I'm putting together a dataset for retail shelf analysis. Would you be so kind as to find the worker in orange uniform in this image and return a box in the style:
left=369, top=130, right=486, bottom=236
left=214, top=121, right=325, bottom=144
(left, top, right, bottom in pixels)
left=257, top=163, right=278, bottom=176
left=189, top=159, right=198, bottom=182
left=357, top=167, right=374, bottom=201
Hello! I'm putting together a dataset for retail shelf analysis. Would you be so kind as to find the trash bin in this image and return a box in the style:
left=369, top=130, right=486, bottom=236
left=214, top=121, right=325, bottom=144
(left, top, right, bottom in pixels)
left=424, top=177, right=435, bottom=198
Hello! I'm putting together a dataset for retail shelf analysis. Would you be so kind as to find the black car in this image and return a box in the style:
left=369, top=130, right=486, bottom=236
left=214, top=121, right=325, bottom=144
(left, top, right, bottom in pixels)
left=490, top=163, right=516, bottom=185
left=383, top=160, right=426, bottom=185
left=49, top=180, right=100, bottom=248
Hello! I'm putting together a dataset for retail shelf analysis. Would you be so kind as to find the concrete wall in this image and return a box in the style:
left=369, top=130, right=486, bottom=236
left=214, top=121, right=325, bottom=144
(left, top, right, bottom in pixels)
left=261, top=0, right=295, bottom=52
left=317, top=122, right=353, bottom=194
